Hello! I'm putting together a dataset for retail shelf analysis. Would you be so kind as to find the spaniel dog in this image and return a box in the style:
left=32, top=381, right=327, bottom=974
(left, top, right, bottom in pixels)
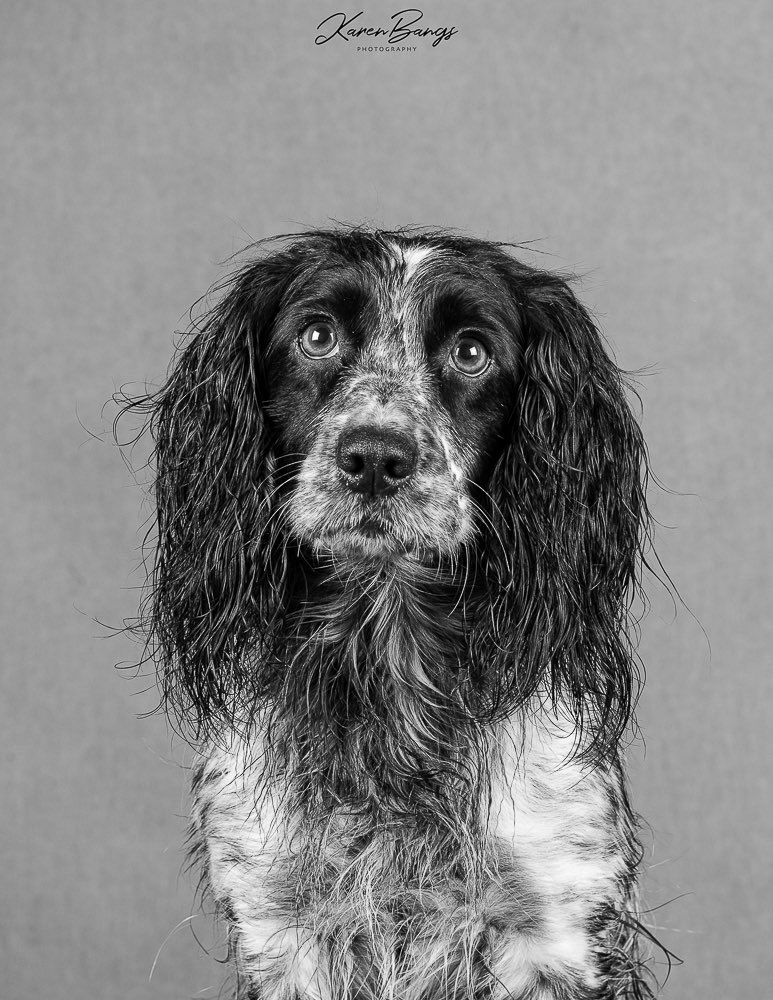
left=132, top=228, right=660, bottom=999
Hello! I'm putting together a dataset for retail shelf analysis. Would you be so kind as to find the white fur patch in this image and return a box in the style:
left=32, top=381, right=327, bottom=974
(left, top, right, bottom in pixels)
left=381, top=242, right=437, bottom=355
left=194, top=706, right=632, bottom=999
left=438, top=431, right=464, bottom=484
left=399, top=245, right=435, bottom=282
left=487, top=712, right=626, bottom=994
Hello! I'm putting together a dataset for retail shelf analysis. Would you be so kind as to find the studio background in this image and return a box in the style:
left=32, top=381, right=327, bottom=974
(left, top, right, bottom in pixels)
left=2, top=1, right=770, bottom=996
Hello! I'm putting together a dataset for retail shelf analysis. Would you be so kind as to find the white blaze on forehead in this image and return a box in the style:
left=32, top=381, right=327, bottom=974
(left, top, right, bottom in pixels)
left=399, top=244, right=436, bottom=281
left=383, top=242, right=438, bottom=357
left=384, top=239, right=436, bottom=280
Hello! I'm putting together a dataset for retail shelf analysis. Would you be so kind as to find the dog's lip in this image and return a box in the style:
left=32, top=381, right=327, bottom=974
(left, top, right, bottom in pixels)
left=335, top=524, right=394, bottom=543
left=316, top=522, right=411, bottom=553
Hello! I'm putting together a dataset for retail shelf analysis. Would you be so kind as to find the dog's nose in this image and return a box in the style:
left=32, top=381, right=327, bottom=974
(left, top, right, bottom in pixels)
left=336, top=426, right=418, bottom=497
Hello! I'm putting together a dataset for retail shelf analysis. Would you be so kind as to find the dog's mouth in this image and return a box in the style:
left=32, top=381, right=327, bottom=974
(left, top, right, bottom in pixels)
left=313, top=517, right=415, bottom=558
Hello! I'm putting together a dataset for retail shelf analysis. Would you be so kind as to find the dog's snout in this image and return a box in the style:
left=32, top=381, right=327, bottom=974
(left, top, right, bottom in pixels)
left=336, top=426, right=418, bottom=497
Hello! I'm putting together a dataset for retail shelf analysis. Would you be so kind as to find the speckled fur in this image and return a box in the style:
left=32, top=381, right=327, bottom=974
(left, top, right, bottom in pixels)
left=187, top=565, right=652, bottom=1000
left=127, top=229, right=661, bottom=998
left=191, top=654, right=646, bottom=1000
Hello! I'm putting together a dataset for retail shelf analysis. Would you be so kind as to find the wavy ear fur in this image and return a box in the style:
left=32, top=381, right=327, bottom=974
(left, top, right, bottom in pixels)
left=140, top=253, right=301, bottom=736
left=480, top=268, right=650, bottom=752
left=128, top=240, right=648, bottom=750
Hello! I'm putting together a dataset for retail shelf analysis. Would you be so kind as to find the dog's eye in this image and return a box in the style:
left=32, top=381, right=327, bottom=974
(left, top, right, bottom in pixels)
left=450, top=336, right=490, bottom=377
left=300, top=322, right=339, bottom=359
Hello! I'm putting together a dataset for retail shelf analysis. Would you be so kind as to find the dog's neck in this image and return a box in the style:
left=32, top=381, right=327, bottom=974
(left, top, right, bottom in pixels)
left=266, top=553, right=489, bottom=847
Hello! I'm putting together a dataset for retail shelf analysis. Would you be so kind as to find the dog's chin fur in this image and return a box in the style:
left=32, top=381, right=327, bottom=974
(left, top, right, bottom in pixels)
left=311, top=531, right=420, bottom=560
left=306, top=515, right=463, bottom=561
left=123, top=227, right=665, bottom=999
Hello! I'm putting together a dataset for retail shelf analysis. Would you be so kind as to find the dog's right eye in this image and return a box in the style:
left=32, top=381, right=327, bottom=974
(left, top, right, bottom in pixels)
left=299, top=322, right=339, bottom=359
left=450, top=335, right=490, bottom=377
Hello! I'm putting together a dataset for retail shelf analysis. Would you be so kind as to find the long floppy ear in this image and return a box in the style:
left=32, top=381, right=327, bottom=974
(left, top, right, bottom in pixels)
left=140, top=253, right=300, bottom=737
left=481, top=269, right=650, bottom=752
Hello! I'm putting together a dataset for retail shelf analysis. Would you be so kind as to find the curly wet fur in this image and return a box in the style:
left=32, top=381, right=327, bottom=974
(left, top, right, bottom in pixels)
left=122, top=228, right=662, bottom=998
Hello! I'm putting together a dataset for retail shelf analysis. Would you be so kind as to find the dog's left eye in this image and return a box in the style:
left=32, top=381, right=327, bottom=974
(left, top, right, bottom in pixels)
left=450, top=335, right=490, bottom=377
left=299, top=322, right=339, bottom=359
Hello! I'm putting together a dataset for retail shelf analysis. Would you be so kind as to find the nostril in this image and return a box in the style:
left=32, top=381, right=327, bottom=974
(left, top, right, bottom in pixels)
left=384, top=447, right=416, bottom=482
left=338, top=448, right=365, bottom=476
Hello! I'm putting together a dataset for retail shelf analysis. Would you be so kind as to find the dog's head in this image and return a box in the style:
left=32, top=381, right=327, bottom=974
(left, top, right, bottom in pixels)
left=266, top=233, right=523, bottom=560
left=138, top=229, right=649, bottom=745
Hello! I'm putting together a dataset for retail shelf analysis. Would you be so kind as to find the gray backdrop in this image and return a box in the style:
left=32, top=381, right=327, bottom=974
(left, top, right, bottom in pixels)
left=2, top=1, right=771, bottom=996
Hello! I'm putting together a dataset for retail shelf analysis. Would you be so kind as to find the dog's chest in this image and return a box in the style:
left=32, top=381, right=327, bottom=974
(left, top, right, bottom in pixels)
left=194, top=715, right=627, bottom=902
left=490, top=715, right=626, bottom=884
left=192, top=717, right=633, bottom=997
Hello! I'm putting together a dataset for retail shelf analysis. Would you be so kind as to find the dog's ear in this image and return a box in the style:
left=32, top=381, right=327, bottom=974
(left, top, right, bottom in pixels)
left=144, top=253, right=300, bottom=737
left=479, top=269, right=649, bottom=751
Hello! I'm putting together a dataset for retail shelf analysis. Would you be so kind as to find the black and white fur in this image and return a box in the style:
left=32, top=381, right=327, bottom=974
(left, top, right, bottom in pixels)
left=131, top=229, right=659, bottom=999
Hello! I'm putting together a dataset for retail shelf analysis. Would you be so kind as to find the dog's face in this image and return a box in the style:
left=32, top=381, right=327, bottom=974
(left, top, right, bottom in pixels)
left=261, top=237, right=521, bottom=559
left=142, top=227, right=648, bottom=745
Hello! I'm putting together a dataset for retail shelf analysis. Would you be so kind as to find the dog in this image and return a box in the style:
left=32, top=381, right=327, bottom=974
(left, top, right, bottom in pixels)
left=133, top=228, right=660, bottom=999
